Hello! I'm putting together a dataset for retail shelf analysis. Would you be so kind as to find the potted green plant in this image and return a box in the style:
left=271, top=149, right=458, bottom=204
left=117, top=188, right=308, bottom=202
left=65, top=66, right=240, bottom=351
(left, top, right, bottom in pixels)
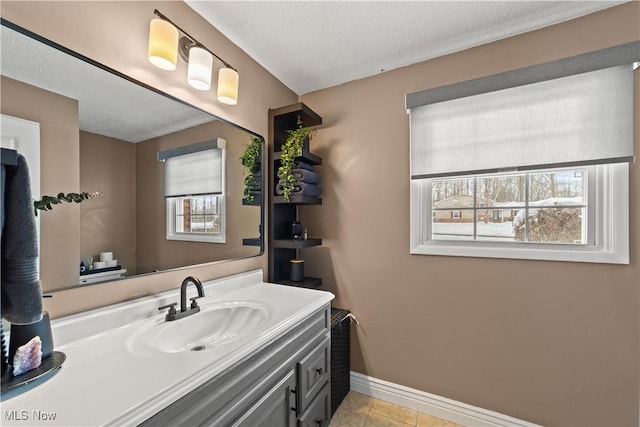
left=278, top=117, right=316, bottom=201
left=240, top=136, right=262, bottom=204
left=33, top=191, right=102, bottom=216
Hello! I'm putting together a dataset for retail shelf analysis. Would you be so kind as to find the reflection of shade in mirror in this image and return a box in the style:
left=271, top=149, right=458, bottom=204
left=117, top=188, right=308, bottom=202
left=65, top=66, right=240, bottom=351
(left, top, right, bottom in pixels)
left=0, top=21, right=263, bottom=292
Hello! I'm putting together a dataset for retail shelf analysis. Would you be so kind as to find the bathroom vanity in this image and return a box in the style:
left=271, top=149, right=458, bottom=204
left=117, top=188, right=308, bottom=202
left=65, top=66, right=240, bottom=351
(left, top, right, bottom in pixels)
left=0, top=270, right=334, bottom=426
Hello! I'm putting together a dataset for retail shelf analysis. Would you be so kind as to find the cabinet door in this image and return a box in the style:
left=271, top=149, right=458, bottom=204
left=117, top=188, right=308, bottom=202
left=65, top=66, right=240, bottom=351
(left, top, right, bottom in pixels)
left=232, top=369, right=297, bottom=427
left=297, top=336, right=330, bottom=413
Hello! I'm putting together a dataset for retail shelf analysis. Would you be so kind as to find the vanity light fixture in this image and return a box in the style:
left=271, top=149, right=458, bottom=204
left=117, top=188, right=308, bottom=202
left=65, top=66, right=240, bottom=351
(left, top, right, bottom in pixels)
left=148, top=9, right=239, bottom=105
left=188, top=46, right=213, bottom=90
left=148, top=17, right=179, bottom=71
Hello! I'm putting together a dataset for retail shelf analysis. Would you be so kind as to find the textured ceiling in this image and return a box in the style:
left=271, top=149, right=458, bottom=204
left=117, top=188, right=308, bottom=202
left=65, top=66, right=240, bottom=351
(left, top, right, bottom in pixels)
left=1, top=26, right=213, bottom=143
left=186, top=0, right=628, bottom=95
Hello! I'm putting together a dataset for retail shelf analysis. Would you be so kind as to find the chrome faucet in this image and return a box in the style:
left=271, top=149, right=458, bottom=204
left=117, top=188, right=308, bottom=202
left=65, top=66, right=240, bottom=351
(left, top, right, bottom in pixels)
left=158, top=276, right=205, bottom=321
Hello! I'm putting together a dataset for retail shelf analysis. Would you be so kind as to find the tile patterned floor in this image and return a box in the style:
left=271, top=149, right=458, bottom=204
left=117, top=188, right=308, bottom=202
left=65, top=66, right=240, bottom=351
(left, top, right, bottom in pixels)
left=329, top=391, right=463, bottom=427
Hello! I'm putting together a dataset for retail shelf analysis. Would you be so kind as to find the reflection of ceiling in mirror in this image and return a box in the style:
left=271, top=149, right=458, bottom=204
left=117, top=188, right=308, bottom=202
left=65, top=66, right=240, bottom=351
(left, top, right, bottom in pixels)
left=0, top=25, right=214, bottom=143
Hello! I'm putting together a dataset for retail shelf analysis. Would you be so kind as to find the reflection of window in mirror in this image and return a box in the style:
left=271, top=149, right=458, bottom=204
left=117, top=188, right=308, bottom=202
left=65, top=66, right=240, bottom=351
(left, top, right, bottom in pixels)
left=159, top=138, right=227, bottom=244
left=166, top=194, right=226, bottom=243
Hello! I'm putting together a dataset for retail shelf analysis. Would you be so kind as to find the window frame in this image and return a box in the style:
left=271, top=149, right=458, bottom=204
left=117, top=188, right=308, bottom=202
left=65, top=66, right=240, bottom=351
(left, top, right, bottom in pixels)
left=410, top=163, right=629, bottom=264
left=166, top=194, right=226, bottom=244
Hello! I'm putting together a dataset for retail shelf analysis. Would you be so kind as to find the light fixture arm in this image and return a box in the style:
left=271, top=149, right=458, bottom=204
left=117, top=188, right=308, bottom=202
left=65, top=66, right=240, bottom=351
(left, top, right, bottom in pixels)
left=153, top=9, right=236, bottom=72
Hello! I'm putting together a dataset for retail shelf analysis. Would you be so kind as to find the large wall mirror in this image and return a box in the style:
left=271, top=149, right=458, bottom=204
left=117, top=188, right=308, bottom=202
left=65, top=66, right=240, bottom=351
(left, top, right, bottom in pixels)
left=0, top=21, right=264, bottom=292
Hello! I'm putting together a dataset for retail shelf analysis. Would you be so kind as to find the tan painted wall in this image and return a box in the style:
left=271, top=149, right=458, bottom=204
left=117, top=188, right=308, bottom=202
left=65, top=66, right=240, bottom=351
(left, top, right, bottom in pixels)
left=1, top=1, right=297, bottom=316
left=3, top=1, right=638, bottom=425
left=135, top=120, right=260, bottom=272
left=80, top=131, right=136, bottom=274
left=1, top=76, right=80, bottom=291
left=299, top=3, right=639, bottom=426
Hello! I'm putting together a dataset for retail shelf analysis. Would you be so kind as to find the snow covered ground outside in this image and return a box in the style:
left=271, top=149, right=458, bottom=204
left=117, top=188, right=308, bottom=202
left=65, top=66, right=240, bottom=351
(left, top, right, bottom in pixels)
left=433, top=222, right=514, bottom=241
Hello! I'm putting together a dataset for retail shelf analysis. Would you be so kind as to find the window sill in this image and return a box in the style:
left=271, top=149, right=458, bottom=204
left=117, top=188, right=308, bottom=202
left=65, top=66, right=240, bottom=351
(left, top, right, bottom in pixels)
left=167, top=234, right=226, bottom=244
left=411, top=241, right=628, bottom=264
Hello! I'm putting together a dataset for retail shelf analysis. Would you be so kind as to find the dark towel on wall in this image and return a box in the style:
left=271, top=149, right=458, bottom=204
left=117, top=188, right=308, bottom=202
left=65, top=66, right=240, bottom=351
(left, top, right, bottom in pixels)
left=1, top=154, right=42, bottom=324
left=276, top=180, right=322, bottom=197
left=291, top=168, right=320, bottom=184
left=1, top=165, right=5, bottom=236
left=277, top=168, right=320, bottom=184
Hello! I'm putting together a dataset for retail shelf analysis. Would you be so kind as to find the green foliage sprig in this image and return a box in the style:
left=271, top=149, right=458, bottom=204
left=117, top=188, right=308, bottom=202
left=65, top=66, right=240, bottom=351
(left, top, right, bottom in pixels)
left=33, top=191, right=102, bottom=216
left=241, top=136, right=262, bottom=204
left=278, top=117, right=316, bottom=202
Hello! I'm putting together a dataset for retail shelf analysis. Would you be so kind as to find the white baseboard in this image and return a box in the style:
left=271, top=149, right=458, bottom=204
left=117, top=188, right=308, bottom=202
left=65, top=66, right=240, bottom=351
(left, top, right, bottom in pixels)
left=349, top=372, right=541, bottom=427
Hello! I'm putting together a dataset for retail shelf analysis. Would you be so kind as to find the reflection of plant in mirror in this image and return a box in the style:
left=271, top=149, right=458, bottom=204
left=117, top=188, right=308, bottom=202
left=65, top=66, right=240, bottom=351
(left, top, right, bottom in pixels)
left=241, top=136, right=262, bottom=204
left=278, top=117, right=316, bottom=201
left=33, top=191, right=102, bottom=216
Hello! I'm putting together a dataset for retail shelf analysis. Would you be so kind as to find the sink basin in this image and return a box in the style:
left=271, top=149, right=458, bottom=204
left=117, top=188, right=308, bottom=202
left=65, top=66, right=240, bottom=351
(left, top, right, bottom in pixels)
left=128, top=300, right=272, bottom=355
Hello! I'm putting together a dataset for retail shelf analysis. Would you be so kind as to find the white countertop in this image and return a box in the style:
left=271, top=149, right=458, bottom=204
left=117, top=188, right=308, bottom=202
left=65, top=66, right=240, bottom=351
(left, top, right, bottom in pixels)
left=0, top=270, right=334, bottom=426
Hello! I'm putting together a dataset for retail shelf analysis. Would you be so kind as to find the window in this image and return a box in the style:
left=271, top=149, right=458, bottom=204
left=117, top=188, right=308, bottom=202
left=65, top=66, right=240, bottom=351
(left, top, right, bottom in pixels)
left=431, top=168, right=588, bottom=244
left=166, top=194, right=226, bottom=243
left=411, top=164, right=628, bottom=263
left=407, top=48, right=635, bottom=264
left=158, top=138, right=226, bottom=244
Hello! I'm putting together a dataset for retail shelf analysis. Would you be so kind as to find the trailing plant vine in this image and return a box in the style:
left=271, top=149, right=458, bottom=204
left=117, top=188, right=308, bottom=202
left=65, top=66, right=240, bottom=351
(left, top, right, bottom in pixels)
left=241, top=136, right=262, bottom=204
left=278, top=116, right=316, bottom=201
left=33, top=191, right=102, bottom=216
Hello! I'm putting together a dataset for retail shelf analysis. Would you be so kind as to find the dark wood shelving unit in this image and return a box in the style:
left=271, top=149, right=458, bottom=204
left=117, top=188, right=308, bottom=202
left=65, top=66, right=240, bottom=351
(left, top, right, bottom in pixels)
left=277, top=277, right=323, bottom=289
left=269, top=103, right=324, bottom=289
left=273, top=151, right=322, bottom=166
left=273, top=238, right=322, bottom=249
left=242, top=196, right=262, bottom=206
left=242, top=237, right=262, bottom=247
left=273, top=195, right=322, bottom=205
left=241, top=156, right=263, bottom=248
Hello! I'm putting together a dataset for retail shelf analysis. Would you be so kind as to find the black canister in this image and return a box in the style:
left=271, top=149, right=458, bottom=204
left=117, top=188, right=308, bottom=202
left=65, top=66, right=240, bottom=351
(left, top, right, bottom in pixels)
left=291, top=221, right=303, bottom=239
left=9, top=311, right=54, bottom=362
left=290, top=259, right=304, bottom=282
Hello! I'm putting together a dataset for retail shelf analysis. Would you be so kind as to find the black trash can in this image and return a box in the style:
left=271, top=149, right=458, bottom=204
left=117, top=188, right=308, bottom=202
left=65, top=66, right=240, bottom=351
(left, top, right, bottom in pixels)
left=331, top=308, right=351, bottom=416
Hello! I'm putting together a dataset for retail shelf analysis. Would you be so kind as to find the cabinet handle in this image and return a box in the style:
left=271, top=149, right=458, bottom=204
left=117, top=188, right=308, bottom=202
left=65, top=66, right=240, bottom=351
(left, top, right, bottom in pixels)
left=315, top=419, right=323, bottom=426
left=290, top=387, right=297, bottom=414
left=316, top=368, right=324, bottom=375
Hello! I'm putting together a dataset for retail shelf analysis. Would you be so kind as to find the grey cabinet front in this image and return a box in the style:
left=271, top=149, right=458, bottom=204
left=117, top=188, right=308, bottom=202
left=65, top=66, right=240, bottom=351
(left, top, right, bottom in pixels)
left=297, top=337, right=330, bottom=414
left=140, top=305, right=331, bottom=427
left=233, top=369, right=297, bottom=427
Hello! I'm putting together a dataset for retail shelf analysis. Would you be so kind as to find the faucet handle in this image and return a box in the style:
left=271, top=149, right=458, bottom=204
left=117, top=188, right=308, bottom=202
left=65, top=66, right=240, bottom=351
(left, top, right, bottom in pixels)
left=159, top=302, right=177, bottom=314
left=189, top=296, right=202, bottom=310
left=159, top=302, right=178, bottom=321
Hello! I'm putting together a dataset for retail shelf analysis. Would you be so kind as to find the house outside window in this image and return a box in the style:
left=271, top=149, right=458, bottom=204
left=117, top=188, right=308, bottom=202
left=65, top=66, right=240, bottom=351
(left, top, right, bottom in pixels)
left=430, top=168, right=588, bottom=244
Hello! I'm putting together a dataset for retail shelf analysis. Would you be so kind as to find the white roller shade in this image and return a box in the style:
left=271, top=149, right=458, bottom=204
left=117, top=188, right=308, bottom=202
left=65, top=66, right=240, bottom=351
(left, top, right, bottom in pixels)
left=409, top=65, right=634, bottom=179
left=159, top=139, right=225, bottom=197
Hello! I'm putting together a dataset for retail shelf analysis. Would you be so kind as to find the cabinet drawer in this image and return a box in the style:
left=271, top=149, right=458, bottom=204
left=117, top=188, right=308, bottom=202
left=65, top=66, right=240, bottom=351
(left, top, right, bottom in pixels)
left=298, top=383, right=330, bottom=427
left=297, top=336, right=330, bottom=413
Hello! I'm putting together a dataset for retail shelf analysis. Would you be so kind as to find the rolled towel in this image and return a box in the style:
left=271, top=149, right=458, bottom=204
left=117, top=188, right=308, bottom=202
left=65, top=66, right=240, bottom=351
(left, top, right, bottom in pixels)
left=1, top=165, right=5, bottom=235
left=1, top=154, right=42, bottom=324
left=276, top=180, right=321, bottom=197
left=291, top=168, right=320, bottom=184
left=277, top=167, right=320, bottom=184
left=244, top=176, right=262, bottom=190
